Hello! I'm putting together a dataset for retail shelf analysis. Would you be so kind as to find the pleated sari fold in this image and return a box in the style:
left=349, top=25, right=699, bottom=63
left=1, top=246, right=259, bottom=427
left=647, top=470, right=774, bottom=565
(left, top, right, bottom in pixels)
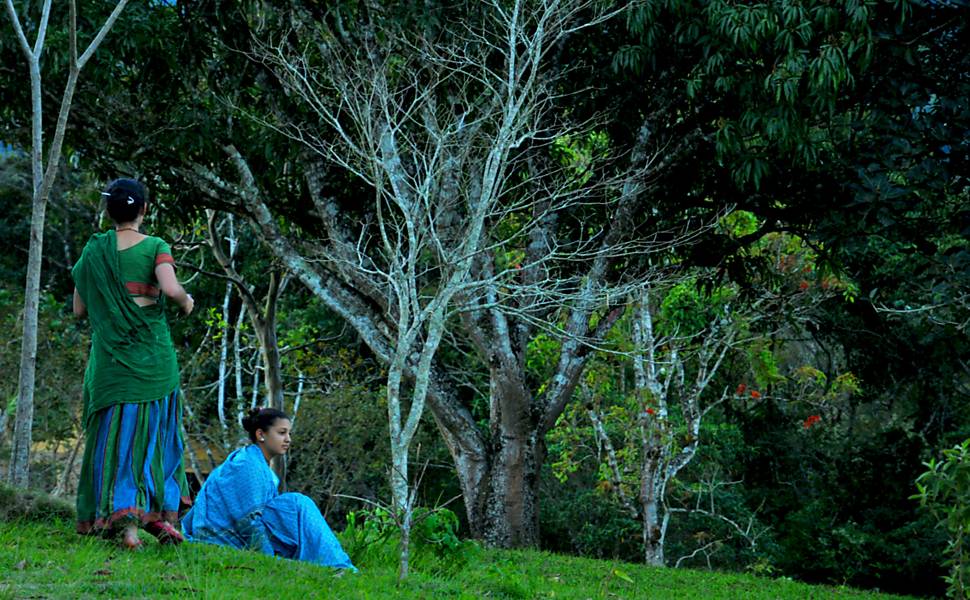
left=76, top=388, right=191, bottom=534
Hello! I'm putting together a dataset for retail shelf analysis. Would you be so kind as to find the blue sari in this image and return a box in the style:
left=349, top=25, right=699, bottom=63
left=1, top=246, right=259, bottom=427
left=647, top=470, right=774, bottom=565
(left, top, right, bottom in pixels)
left=181, top=444, right=355, bottom=570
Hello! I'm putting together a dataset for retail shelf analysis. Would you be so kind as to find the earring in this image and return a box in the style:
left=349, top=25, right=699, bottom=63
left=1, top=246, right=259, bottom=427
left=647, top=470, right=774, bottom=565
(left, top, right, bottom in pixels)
left=260, top=437, right=265, bottom=442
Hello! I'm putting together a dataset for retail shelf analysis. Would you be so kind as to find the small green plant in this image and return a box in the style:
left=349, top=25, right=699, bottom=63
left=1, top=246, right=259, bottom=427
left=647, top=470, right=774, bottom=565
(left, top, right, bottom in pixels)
left=914, top=438, right=970, bottom=599
left=342, top=505, right=475, bottom=575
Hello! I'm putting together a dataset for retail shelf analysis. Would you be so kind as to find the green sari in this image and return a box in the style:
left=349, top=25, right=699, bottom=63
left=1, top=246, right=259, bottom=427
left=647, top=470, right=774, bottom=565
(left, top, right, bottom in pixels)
left=71, top=230, right=179, bottom=425
left=72, top=230, right=189, bottom=533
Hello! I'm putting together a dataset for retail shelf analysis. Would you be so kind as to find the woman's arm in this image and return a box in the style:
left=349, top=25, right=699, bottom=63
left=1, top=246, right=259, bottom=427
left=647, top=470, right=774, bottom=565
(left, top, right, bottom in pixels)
left=72, top=288, right=86, bottom=317
left=155, top=263, right=194, bottom=315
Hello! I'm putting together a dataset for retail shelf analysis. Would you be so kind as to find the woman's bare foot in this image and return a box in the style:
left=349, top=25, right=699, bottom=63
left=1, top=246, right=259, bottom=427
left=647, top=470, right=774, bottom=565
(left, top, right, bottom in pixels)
left=120, top=524, right=142, bottom=550
left=144, top=520, right=184, bottom=545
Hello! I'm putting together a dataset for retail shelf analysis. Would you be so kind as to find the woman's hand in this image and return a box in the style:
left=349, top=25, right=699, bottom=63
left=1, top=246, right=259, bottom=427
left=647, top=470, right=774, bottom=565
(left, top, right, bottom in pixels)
left=72, top=288, right=87, bottom=318
left=182, top=294, right=195, bottom=316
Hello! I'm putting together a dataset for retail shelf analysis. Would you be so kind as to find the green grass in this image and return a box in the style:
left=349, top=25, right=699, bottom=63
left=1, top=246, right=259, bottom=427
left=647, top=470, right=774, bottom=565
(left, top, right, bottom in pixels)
left=0, top=483, right=918, bottom=600
left=0, top=518, right=919, bottom=600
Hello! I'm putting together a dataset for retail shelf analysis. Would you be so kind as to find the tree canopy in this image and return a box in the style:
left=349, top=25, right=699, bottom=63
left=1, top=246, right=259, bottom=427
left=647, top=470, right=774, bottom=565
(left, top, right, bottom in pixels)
left=1, top=0, right=968, bottom=594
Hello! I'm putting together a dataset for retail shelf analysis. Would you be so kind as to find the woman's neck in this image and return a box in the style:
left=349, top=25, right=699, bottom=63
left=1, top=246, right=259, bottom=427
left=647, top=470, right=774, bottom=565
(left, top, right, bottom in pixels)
left=115, top=218, right=143, bottom=232
left=257, top=444, right=275, bottom=465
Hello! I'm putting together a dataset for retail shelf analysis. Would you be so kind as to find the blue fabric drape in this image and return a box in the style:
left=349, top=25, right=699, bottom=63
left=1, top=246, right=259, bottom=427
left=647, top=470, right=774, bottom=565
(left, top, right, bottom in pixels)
left=181, top=444, right=355, bottom=570
left=261, top=493, right=356, bottom=569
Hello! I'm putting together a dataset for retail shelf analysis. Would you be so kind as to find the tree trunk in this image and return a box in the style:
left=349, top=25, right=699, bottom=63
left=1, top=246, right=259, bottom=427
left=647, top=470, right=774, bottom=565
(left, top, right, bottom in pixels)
left=9, top=195, right=47, bottom=487
left=258, top=282, right=286, bottom=484
left=259, top=324, right=284, bottom=411
left=478, top=430, right=544, bottom=548
left=51, top=428, right=83, bottom=497
left=389, top=439, right=409, bottom=513
left=6, top=0, right=130, bottom=488
left=398, top=502, right=412, bottom=582
left=217, top=280, right=233, bottom=449
left=641, top=461, right=665, bottom=567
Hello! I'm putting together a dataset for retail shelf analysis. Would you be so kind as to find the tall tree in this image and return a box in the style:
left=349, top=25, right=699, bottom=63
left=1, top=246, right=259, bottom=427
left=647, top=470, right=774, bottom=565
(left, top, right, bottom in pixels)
left=244, top=0, right=668, bottom=547
left=3, top=0, right=129, bottom=487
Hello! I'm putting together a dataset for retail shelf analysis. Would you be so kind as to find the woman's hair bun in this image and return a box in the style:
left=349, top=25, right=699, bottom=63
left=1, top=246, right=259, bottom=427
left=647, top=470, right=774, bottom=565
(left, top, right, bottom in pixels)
left=241, top=406, right=290, bottom=442
left=103, top=178, right=147, bottom=224
left=241, top=408, right=261, bottom=434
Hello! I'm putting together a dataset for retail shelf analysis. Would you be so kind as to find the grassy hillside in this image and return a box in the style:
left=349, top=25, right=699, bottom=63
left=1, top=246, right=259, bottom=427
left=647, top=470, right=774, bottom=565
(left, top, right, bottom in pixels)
left=0, top=516, right=921, bottom=600
left=0, top=482, right=921, bottom=599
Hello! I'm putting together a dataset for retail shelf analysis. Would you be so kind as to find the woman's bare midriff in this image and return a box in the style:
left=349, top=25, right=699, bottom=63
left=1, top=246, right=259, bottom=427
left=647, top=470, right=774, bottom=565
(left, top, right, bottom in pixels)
left=133, top=296, right=157, bottom=307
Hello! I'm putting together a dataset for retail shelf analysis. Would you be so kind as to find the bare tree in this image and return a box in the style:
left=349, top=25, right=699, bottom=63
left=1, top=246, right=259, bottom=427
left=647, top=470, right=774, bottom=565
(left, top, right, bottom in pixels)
left=242, top=1, right=542, bottom=567
left=4, top=0, right=130, bottom=487
left=229, top=0, right=723, bottom=550
left=240, top=0, right=672, bottom=550
left=579, top=269, right=832, bottom=566
left=575, top=282, right=744, bottom=566
left=628, top=284, right=737, bottom=566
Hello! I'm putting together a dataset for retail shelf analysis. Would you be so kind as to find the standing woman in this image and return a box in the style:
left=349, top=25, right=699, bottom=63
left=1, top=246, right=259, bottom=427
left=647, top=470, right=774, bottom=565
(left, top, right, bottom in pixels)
left=72, top=178, right=195, bottom=549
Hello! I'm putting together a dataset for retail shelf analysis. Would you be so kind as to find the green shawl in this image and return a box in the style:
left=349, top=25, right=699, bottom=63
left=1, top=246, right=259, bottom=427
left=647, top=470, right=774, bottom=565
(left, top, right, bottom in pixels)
left=72, top=230, right=179, bottom=425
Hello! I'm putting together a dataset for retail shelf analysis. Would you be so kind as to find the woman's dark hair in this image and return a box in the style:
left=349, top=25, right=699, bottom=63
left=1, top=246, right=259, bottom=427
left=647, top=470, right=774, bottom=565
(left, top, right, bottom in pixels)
left=241, top=407, right=290, bottom=442
left=103, top=178, right=148, bottom=224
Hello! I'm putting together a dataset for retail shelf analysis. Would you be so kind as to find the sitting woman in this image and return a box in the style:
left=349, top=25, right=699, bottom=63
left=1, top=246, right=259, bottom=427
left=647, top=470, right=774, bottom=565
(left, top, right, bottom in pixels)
left=181, top=407, right=356, bottom=571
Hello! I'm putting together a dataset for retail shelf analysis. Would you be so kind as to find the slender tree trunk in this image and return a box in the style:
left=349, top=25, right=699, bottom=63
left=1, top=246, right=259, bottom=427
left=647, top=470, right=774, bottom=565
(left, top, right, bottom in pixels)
left=9, top=194, right=46, bottom=486
left=398, top=502, right=412, bottom=582
left=182, top=426, right=206, bottom=485
left=291, top=371, right=304, bottom=425
left=6, top=0, right=130, bottom=487
left=51, top=433, right=83, bottom=497
left=259, top=323, right=284, bottom=411
left=389, top=439, right=409, bottom=515
left=217, top=280, right=233, bottom=449
left=640, top=446, right=665, bottom=566
left=0, top=405, right=8, bottom=447
left=250, top=361, right=260, bottom=409
left=233, top=304, right=247, bottom=446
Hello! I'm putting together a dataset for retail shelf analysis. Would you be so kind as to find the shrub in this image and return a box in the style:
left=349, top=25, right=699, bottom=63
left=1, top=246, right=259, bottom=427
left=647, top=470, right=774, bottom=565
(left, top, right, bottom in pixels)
left=341, top=505, right=477, bottom=575
left=914, top=438, right=970, bottom=599
left=0, top=482, right=75, bottom=523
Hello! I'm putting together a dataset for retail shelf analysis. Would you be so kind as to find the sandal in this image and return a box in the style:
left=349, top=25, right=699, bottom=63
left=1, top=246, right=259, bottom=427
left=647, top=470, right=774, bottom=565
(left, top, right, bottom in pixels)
left=145, top=520, right=185, bottom=545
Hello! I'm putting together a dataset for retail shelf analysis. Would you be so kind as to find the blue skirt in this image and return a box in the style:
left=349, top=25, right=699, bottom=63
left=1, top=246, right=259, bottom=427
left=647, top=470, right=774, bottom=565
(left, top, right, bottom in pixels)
left=76, top=389, right=191, bottom=533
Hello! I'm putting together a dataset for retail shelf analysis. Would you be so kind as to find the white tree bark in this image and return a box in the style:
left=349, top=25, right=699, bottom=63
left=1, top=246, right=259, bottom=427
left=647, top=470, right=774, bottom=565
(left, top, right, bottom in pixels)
left=5, top=0, right=130, bottom=487
left=291, top=370, right=304, bottom=428
left=629, top=286, right=735, bottom=566
left=233, top=303, right=248, bottom=445
left=214, top=214, right=239, bottom=450
left=207, top=208, right=287, bottom=412
left=249, top=0, right=635, bottom=552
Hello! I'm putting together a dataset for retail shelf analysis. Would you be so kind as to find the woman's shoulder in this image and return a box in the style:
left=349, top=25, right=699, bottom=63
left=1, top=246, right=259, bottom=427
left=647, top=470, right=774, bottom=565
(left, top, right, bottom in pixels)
left=134, top=236, right=173, bottom=260
left=83, top=230, right=111, bottom=247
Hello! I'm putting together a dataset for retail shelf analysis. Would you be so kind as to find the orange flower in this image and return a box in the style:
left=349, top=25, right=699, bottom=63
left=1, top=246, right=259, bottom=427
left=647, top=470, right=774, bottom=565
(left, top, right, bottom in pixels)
left=736, top=383, right=747, bottom=395
left=802, top=414, right=821, bottom=429
left=750, top=390, right=762, bottom=399
left=646, top=407, right=656, bottom=416
left=798, top=280, right=810, bottom=291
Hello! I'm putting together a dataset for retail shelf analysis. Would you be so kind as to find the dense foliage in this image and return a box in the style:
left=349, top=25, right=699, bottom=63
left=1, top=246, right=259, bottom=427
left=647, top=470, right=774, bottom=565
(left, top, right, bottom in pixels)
left=1, top=0, right=967, bottom=596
